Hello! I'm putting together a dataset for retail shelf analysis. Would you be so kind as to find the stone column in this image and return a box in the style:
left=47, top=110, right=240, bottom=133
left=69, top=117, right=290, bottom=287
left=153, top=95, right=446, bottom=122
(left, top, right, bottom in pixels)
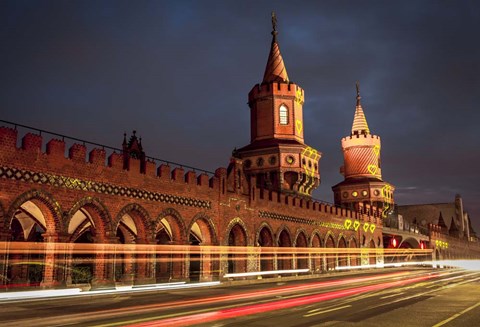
left=0, top=231, right=12, bottom=288
left=91, top=236, right=117, bottom=290
left=40, top=232, right=67, bottom=289
left=133, top=238, right=156, bottom=286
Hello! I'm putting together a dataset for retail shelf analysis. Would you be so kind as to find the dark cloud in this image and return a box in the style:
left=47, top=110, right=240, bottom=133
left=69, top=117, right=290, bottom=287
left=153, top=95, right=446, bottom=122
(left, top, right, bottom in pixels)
left=1, top=0, right=479, bottom=231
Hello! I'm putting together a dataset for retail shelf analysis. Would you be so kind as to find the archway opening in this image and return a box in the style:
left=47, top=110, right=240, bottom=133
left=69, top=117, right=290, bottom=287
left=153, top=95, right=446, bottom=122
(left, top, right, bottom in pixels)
left=295, top=232, right=308, bottom=270
left=338, top=237, right=347, bottom=267
left=349, top=238, right=358, bottom=267
left=311, top=233, right=322, bottom=273
left=258, top=227, right=274, bottom=272
left=227, top=224, right=247, bottom=274
left=325, top=235, right=335, bottom=271
left=278, top=230, right=292, bottom=271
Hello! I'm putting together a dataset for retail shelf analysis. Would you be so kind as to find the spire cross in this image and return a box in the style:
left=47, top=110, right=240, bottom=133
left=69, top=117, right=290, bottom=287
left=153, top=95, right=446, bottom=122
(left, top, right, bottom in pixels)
left=356, top=81, right=361, bottom=105
left=271, top=11, right=277, bottom=32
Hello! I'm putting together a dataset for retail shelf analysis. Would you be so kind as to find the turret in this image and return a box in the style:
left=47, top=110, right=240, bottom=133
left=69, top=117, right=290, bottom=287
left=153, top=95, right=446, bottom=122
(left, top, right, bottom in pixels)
left=332, top=83, right=394, bottom=215
left=236, top=13, right=320, bottom=197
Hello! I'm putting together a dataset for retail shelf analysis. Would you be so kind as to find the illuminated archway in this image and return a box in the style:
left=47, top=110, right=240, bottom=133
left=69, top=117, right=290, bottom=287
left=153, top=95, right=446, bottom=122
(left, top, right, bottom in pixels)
left=325, top=233, right=335, bottom=271
left=155, top=208, right=187, bottom=282
left=349, top=237, right=358, bottom=267
left=226, top=221, right=248, bottom=274
left=257, top=223, right=274, bottom=272
left=66, top=197, right=112, bottom=286
left=277, top=227, right=292, bottom=271
left=337, top=236, right=347, bottom=267
left=295, top=230, right=308, bottom=270
left=6, top=190, right=63, bottom=288
left=310, top=231, right=323, bottom=273
left=187, top=213, right=218, bottom=281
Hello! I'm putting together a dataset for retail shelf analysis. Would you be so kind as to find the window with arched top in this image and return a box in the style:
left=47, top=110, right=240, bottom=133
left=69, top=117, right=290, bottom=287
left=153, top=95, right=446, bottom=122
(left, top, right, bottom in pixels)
left=279, top=105, right=288, bottom=125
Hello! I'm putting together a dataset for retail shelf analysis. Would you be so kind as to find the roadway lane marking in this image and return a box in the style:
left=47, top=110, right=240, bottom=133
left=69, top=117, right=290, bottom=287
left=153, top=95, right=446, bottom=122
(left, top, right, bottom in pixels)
left=432, top=301, right=480, bottom=327
left=380, top=292, right=405, bottom=299
left=303, top=305, right=351, bottom=317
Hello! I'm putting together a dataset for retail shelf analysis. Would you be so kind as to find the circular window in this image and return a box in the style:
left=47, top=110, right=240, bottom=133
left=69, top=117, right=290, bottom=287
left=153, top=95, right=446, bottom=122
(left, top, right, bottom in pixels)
left=244, top=159, right=252, bottom=168
left=256, top=157, right=264, bottom=167
left=362, top=190, right=368, bottom=197
left=269, top=156, right=276, bottom=165
left=285, top=155, right=295, bottom=165
left=352, top=191, right=358, bottom=197
left=374, top=190, right=380, bottom=196
left=342, top=192, right=349, bottom=198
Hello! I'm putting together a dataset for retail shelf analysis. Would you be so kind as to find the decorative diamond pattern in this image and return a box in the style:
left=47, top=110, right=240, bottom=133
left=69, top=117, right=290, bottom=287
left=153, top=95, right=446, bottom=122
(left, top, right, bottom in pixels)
left=0, top=166, right=211, bottom=209
left=259, top=210, right=345, bottom=230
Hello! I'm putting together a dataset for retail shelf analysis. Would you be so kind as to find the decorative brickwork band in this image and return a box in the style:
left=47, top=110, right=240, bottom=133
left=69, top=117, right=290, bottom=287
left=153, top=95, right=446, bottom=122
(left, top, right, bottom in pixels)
left=259, top=211, right=345, bottom=230
left=0, top=166, right=211, bottom=209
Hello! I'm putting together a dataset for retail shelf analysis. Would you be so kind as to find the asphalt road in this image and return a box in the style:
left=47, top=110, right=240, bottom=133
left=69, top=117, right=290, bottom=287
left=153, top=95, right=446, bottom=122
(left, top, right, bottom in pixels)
left=1, top=268, right=479, bottom=327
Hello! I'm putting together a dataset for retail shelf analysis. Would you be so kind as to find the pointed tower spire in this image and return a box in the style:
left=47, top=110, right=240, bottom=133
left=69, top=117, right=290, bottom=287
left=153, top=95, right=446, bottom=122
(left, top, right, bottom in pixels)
left=262, top=12, right=289, bottom=84
left=351, top=81, right=370, bottom=135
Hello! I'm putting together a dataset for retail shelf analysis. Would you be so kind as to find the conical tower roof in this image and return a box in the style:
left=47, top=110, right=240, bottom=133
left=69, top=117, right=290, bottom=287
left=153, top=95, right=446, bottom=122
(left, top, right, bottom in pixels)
left=262, top=12, right=289, bottom=84
left=351, top=82, right=370, bottom=135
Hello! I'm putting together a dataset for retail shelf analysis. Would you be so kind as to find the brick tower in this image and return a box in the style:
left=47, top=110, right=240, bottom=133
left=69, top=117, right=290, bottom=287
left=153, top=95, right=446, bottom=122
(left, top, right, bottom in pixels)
left=235, top=13, right=321, bottom=197
left=332, top=83, right=394, bottom=216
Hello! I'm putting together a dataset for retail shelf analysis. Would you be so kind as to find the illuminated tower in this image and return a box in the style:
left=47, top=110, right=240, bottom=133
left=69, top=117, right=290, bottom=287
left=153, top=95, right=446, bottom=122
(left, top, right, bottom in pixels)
left=235, top=13, right=320, bottom=196
left=332, top=83, right=394, bottom=216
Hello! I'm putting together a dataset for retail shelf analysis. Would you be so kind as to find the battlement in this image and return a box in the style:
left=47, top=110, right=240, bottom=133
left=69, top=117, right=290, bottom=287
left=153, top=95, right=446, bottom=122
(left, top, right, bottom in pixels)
left=248, top=82, right=303, bottom=104
left=341, top=134, right=381, bottom=148
left=0, top=125, right=219, bottom=195
left=251, top=186, right=380, bottom=224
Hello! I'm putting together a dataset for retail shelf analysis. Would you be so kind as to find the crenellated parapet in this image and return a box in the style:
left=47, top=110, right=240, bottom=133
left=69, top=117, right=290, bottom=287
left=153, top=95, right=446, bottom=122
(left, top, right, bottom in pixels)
left=0, top=127, right=222, bottom=203
left=248, top=82, right=303, bottom=105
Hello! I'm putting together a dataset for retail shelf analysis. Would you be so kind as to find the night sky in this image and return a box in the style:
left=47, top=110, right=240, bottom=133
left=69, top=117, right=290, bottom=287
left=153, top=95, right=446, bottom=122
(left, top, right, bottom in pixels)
left=1, top=1, right=479, bottom=232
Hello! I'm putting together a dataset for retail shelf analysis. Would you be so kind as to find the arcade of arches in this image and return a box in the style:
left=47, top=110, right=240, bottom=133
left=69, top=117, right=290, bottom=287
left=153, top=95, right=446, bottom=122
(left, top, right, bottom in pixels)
left=0, top=192, right=374, bottom=288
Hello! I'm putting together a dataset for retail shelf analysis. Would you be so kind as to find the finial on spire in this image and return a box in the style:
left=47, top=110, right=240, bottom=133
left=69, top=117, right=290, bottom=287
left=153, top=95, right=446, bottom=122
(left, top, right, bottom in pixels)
left=272, top=12, right=277, bottom=31
left=271, top=11, right=278, bottom=40
left=356, top=81, right=361, bottom=106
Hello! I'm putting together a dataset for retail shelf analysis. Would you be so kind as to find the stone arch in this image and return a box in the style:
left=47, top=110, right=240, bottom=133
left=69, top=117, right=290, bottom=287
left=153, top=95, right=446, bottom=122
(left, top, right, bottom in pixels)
left=6, top=189, right=64, bottom=233
left=310, top=230, right=323, bottom=273
left=309, top=230, right=323, bottom=247
left=276, top=225, right=293, bottom=271
left=66, top=196, right=113, bottom=242
left=294, top=229, right=308, bottom=270
left=224, top=217, right=249, bottom=246
left=115, top=203, right=151, bottom=242
left=155, top=208, right=187, bottom=243
left=187, top=212, right=218, bottom=281
left=256, top=222, right=275, bottom=272
left=337, top=234, right=348, bottom=267
left=255, top=222, right=275, bottom=246
left=188, top=212, right=218, bottom=245
left=293, top=228, right=308, bottom=247
left=154, top=208, right=187, bottom=283
left=276, top=225, right=292, bottom=246
left=348, top=236, right=359, bottom=267
left=225, top=218, right=249, bottom=274
left=113, top=203, right=151, bottom=284
left=325, top=232, right=336, bottom=271
left=5, top=189, right=64, bottom=287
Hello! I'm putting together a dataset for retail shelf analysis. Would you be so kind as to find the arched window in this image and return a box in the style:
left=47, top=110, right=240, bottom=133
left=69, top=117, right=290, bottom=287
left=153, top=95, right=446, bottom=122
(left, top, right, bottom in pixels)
left=279, top=105, right=288, bottom=125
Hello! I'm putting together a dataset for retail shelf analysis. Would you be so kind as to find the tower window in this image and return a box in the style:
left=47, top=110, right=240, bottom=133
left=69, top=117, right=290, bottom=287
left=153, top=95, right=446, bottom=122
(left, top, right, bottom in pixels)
left=279, top=105, right=288, bottom=125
